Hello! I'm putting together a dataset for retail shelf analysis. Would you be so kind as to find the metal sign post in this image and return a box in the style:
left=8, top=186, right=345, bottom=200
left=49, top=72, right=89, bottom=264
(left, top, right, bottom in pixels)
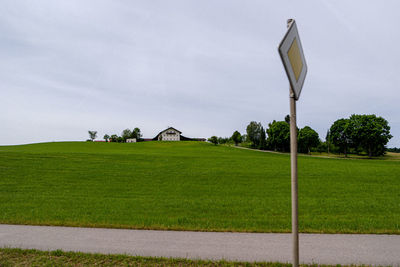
left=289, top=86, right=299, bottom=267
left=278, top=19, right=307, bottom=267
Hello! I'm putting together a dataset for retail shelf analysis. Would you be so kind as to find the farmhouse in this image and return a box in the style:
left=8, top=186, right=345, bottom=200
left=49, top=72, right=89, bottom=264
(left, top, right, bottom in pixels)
left=154, top=127, right=181, bottom=141
left=150, top=127, right=206, bottom=142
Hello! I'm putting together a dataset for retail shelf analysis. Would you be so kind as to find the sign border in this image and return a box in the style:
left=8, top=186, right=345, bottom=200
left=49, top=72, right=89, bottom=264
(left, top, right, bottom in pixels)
left=278, top=20, right=307, bottom=100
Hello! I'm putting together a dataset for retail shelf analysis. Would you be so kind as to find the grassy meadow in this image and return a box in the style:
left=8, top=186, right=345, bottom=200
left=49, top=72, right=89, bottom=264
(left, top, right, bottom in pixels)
left=0, top=141, right=399, bottom=234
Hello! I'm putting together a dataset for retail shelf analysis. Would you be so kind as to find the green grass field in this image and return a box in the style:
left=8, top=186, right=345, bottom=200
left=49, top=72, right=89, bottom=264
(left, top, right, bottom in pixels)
left=0, top=248, right=344, bottom=267
left=0, top=141, right=399, bottom=234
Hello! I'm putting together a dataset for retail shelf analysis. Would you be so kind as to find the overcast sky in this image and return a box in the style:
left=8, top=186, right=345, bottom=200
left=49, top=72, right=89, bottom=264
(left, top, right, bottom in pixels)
left=1, top=1, right=399, bottom=147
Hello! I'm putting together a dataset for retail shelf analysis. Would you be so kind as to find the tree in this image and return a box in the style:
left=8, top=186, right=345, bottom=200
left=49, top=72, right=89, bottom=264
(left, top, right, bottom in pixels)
left=285, top=115, right=290, bottom=124
left=231, top=131, right=242, bottom=146
left=298, top=126, right=320, bottom=154
left=88, top=131, right=97, bottom=141
left=246, top=121, right=262, bottom=148
left=387, top=147, right=400, bottom=153
left=103, top=134, right=110, bottom=142
left=218, top=137, right=229, bottom=144
left=121, top=129, right=132, bottom=142
left=208, top=136, right=218, bottom=145
left=259, top=127, right=266, bottom=150
left=349, top=114, right=392, bottom=157
left=110, top=134, right=118, bottom=142
left=266, top=120, right=290, bottom=152
left=132, top=128, right=142, bottom=140
left=329, top=118, right=352, bottom=157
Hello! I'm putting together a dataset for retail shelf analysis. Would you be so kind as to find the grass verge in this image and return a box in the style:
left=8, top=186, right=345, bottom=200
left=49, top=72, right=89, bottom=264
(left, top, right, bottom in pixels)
left=0, top=248, right=361, bottom=267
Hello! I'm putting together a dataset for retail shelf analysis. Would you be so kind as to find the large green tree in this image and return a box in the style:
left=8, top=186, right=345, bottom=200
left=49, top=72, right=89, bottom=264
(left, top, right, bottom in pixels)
left=298, top=126, right=320, bottom=154
left=329, top=118, right=352, bottom=157
left=121, top=129, right=132, bottom=142
left=246, top=121, right=262, bottom=148
left=231, top=131, right=242, bottom=146
left=266, top=120, right=290, bottom=152
left=132, top=128, right=142, bottom=140
left=349, top=114, right=392, bottom=157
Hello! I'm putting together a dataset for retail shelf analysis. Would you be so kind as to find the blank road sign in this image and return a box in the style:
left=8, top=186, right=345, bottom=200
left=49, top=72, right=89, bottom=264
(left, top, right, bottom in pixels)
left=278, top=20, right=307, bottom=100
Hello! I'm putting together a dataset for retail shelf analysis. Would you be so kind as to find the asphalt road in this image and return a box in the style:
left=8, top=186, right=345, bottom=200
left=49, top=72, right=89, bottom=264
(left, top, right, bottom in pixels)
left=1, top=224, right=399, bottom=265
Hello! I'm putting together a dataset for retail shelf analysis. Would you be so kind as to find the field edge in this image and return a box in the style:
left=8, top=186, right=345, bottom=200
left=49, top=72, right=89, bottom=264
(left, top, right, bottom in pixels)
left=0, top=247, right=363, bottom=267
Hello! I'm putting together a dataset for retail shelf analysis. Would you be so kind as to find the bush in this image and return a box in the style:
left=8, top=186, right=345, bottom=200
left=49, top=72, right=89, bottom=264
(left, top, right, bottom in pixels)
left=208, top=136, right=218, bottom=145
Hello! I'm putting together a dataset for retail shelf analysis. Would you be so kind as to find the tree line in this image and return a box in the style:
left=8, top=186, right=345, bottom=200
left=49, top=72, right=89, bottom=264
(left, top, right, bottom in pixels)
left=209, top=114, right=392, bottom=157
left=87, top=128, right=142, bottom=143
left=387, top=147, right=400, bottom=153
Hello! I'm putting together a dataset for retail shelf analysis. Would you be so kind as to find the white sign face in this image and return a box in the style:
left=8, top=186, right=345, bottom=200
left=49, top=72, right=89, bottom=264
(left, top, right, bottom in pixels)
left=278, top=20, right=307, bottom=100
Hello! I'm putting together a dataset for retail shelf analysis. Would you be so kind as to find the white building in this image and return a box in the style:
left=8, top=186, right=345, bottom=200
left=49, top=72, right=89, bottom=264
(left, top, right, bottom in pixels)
left=155, top=127, right=181, bottom=141
left=126, top=138, right=136, bottom=143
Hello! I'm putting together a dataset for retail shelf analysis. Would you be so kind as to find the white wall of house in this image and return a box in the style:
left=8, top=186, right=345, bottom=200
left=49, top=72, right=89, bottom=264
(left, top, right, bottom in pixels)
left=159, top=129, right=180, bottom=141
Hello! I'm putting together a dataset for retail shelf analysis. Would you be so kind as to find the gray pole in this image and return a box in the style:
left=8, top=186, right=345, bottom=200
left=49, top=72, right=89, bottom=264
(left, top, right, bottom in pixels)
left=287, top=18, right=299, bottom=267
left=290, top=91, right=299, bottom=267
